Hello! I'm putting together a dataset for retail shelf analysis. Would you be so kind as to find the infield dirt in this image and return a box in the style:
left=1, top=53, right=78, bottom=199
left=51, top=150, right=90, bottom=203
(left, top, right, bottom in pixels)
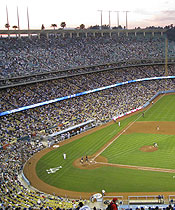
left=23, top=94, right=175, bottom=199
left=24, top=119, right=175, bottom=199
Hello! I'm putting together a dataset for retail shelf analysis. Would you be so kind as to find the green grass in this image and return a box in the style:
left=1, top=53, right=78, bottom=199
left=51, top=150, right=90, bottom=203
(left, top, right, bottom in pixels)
left=36, top=94, right=175, bottom=192
left=102, top=133, right=175, bottom=169
left=139, top=94, right=175, bottom=121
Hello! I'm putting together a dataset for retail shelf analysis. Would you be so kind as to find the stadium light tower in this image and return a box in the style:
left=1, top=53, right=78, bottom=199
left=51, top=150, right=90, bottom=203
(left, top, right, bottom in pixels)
left=113, top=11, right=120, bottom=27
left=27, top=7, right=30, bottom=30
left=17, top=6, right=20, bottom=30
left=97, top=10, right=103, bottom=29
left=123, top=11, right=130, bottom=29
left=27, top=7, right=31, bottom=38
left=108, top=10, right=112, bottom=28
left=6, top=5, right=9, bottom=30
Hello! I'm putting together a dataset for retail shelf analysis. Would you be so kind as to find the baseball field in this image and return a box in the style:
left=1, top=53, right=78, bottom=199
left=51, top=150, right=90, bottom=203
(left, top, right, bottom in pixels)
left=24, top=94, right=175, bottom=198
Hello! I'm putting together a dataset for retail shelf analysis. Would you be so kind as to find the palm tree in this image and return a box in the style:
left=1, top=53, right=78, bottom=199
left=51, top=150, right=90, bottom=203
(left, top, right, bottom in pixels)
left=41, top=24, right=45, bottom=30
left=5, top=23, right=10, bottom=30
left=80, top=24, right=85, bottom=29
left=12, top=25, right=18, bottom=30
left=60, top=22, right=66, bottom=29
left=12, top=25, right=18, bottom=37
left=51, top=24, right=57, bottom=30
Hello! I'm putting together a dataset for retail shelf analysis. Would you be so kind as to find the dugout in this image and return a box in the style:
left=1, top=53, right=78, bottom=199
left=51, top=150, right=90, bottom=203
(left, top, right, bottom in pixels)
left=128, top=195, right=164, bottom=205
left=48, top=119, right=95, bottom=144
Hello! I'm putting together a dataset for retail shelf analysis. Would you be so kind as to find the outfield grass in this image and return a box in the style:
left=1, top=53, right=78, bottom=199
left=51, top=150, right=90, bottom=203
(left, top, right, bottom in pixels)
left=102, top=133, right=175, bottom=169
left=139, top=94, right=175, bottom=121
left=36, top=94, right=175, bottom=192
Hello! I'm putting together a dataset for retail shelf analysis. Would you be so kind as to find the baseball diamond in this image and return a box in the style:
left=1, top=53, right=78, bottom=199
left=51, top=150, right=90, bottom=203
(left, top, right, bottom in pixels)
left=2, top=30, right=175, bottom=208
left=23, top=94, right=175, bottom=199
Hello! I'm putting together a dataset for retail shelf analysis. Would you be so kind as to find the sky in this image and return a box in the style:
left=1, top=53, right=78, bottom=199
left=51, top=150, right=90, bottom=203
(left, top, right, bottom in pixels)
left=1, top=0, right=175, bottom=30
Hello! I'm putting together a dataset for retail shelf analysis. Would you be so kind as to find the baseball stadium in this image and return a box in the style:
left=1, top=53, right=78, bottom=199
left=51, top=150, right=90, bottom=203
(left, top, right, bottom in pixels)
left=1, top=27, right=175, bottom=210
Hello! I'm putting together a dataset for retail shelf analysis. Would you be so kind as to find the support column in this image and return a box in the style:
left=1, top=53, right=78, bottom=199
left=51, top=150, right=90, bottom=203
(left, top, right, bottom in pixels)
left=28, top=33, right=31, bottom=39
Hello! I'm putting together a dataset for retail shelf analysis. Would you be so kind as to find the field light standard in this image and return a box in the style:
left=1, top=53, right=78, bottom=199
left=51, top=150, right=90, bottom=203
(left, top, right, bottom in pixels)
left=97, top=10, right=103, bottom=29
left=27, top=7, right=30, bottom=30
left=6, top=5, right=9, bottom=30
left=17, top=6, right=20, bottom=38
left=123, top=11, right=130, bottom=29
left=108, top=10, right=111, bottom=28
left=27, top=7, right=31, bottom=38
left=113, top=11, right=120, bottom=27
left=5, top=5, right=10, bottom=38
left=17, top=6, right=20, bottom=30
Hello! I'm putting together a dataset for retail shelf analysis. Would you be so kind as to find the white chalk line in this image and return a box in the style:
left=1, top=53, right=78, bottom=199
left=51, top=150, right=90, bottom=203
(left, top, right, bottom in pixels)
left=92, top=94, right=165, bottom=161
left=94, top=161, right=175, bottom=173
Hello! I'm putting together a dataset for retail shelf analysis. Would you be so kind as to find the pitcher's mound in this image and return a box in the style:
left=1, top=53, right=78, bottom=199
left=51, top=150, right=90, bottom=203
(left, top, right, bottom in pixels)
left=140, top=145, right=158, bottom=152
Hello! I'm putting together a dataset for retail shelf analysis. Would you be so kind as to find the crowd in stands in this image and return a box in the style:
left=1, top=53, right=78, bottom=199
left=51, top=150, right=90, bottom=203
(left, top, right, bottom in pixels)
left=1, top=64, right=175, bottom=112
left=0, top=139, right=85, bottom=209
left=1, top=34, right=175, bottom=209
left=1, top=64, right=175, bottom=146
left=0, top=60, right=171, bottom=87
left=1, top=33, right=174, bottom=80
left=1, top=136, right=175, bottom=209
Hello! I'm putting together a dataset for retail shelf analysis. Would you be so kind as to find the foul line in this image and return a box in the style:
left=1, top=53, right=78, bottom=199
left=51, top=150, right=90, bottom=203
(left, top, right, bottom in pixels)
left=92, top=94, right=165, bottom=161
left=95, top=161, right=175, bottom=173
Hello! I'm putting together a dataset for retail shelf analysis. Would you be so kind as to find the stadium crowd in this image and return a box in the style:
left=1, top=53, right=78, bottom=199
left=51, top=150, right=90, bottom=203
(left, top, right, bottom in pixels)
left=1, top=64, right=175, bottom=112
left=1, top=68, right=175, bottom=146
left=0, top=139, right=85, bottom=209
left=1, top=34, right=175, bottom=209
left=1, top=33, right=173, bottom=80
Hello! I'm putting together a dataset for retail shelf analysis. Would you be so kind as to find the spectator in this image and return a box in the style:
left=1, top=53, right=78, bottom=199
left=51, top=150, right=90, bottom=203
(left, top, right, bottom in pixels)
left=109, top=198, right=118, bottom=210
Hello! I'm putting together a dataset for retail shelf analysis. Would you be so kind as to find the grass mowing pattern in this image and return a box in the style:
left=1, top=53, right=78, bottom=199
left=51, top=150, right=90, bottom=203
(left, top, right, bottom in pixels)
left=139, top=95, right=175, bottom=121
left=36, top=114, right=140, bottom=192
left=102, top=133, right=175, bottom=169
left=36, top=95, right=175, bottom=192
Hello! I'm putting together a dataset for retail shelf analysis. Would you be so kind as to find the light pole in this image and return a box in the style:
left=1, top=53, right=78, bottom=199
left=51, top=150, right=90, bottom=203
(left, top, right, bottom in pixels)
left=27, top=7, right=30, bottom=38
left=97, top=10, right=103, bottom=29
left=108, top=10, right=111, bottom=28
left=27, top=7, right=30, bottom=30
left=17, top=6, right=20, bottom=30
left=6, top=5, right=9, bottom=30
left=123, top=11, right=130, bottom=29
left=113, top=11, right=120, bottom=27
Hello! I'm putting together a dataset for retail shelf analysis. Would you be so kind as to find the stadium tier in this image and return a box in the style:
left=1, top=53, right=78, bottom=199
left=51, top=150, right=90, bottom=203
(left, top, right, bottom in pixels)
left=1, top=32, right=175, bottom=209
